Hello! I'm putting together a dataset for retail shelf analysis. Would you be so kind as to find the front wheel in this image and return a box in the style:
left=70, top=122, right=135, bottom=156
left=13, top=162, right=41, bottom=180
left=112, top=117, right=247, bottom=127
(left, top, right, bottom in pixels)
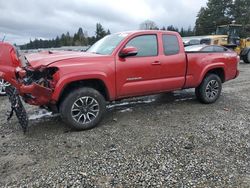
left=60, top=87, right=106, bottom=130
left=195, top=74, right=222, bottom=104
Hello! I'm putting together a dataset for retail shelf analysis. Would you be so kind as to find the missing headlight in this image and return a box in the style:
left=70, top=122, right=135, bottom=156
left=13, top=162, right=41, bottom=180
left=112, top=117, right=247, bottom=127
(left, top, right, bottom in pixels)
left=17, top=67, right=59, bottom=88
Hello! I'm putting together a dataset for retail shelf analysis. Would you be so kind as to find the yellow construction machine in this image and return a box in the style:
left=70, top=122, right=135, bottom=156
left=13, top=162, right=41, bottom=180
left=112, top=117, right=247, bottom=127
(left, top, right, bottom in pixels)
left=184, top=24, right=250, bottom=63
left=213, top=24, right=250, bottom=63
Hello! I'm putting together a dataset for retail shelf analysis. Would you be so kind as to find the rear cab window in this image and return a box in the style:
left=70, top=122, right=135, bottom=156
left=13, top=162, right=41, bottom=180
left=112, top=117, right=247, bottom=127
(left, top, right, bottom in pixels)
left=125, top=35, right=158, bottom=57
left=162, top=34, right=180, bottom=55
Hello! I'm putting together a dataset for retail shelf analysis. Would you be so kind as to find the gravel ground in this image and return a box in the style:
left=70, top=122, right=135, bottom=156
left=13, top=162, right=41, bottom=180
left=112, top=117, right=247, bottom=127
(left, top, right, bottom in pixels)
left=0, top=63, right=249, bottom=187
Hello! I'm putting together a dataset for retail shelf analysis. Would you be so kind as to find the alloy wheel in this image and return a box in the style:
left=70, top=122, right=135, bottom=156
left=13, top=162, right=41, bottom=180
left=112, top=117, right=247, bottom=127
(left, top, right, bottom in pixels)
left=71, top=96, right=100, bottom=124
left=205, top=80, right=219, bottom=99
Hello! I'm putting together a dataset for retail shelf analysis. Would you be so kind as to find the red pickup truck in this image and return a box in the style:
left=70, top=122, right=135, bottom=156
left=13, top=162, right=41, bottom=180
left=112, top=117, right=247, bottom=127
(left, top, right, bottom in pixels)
left=0, top=30, right=239, bottom=131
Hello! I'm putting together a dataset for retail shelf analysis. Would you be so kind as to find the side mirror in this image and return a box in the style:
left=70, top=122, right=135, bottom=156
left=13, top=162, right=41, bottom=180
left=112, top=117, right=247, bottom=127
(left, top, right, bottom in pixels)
left=119, top=46, right=138, bottom=58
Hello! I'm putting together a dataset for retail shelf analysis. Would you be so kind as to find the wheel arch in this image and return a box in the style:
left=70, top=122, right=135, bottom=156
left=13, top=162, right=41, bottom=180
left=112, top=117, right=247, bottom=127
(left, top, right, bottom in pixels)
left=199, top=66, right=225, bottom=86
left=56, top=78, right=110, bottom=107
left=204, top=68, right=225, bottom=82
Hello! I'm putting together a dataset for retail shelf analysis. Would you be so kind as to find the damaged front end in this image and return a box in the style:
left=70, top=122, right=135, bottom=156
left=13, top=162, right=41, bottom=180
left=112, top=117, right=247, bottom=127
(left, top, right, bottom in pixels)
left=0, top=42, right=59, bottom=132
left=15, top=66, right=58, bottom=106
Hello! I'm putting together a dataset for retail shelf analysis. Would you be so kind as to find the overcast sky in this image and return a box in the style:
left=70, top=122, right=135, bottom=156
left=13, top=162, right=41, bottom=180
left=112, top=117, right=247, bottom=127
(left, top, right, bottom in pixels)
left=0, top=0, right=207, bottom=45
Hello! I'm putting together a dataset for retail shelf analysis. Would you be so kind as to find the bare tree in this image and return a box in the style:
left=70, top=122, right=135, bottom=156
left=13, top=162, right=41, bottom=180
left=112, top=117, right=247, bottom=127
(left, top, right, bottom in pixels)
left=139, top=20, right=159, bottom=30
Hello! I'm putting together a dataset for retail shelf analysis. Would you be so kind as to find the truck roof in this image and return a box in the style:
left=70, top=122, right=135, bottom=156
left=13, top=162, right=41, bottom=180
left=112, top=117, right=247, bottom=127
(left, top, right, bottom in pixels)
left=114, top=30, right=179, bottom=36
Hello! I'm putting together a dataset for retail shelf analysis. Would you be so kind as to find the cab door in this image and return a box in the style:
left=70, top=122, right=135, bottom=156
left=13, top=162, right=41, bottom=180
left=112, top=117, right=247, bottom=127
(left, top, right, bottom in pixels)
left=115, top=34, right=162, bottom=98
left=158, top=34, right=186, bottom=90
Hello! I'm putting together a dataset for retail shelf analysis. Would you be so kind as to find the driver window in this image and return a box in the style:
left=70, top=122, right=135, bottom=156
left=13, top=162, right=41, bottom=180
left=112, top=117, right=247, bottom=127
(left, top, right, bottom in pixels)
left=125, top=35, right=158, bottom=57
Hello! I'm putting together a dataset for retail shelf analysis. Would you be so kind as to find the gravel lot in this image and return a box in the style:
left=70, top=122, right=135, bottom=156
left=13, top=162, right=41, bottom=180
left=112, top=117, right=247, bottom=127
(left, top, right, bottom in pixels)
left=0, top=63, right=249, bottom=187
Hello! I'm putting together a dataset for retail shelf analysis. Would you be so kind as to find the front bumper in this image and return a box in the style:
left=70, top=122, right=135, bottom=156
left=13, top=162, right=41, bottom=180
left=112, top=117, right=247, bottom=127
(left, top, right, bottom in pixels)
left=19, top=83, right=52, bottom=105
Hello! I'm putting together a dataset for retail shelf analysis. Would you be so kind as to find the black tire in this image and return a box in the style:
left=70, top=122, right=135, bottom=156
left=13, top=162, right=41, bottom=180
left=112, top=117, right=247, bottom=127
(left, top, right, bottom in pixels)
left=242, top=50, right=250, bottom=64
left=195, top=74, right=222, bottom=104
left=60, top=87, right=106, bottom=130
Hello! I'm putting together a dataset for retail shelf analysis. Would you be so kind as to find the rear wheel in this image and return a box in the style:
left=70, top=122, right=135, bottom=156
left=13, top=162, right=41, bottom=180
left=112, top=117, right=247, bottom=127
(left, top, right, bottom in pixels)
left=195, top=74, right=222, bottom=104
left=60, top=87, right=106, bottom=130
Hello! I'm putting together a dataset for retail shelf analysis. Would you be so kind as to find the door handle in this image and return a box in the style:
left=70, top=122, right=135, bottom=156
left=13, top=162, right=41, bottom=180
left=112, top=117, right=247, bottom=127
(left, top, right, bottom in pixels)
left=151, top=61, right=161, bottom=65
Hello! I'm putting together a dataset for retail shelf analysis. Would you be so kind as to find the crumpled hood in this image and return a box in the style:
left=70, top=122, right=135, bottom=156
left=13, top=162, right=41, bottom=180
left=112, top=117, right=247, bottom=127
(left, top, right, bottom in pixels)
left=25, top=51, right=101, bottom=68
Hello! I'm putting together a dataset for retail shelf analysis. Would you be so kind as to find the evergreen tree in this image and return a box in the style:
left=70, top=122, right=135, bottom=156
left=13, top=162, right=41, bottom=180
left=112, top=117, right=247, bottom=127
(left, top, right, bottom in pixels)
left=88, top=36, right=96, bottom=45
left=230, top=0, right=250, bottom=37
left=77, top=27, right=87, bottom=45
left=161, top=26, right=166, bottom=30
left=106, top=29, right=111, bottom=35
left=65, top=32, right=72, bottom=46
left=167, top=25, right=179, bottom=32
left=55, top=36, right=60, bottom=47
left=180, top=27, right=185, bottom=36
left=95, top=23, right=107, bottom=41
left=187, top=26, right=194, bottom=36
left=60, top=33, right=66, bottom=46
left=19, top=24, right=110, bottom=49
left=195, top=0, right=233, bottom=35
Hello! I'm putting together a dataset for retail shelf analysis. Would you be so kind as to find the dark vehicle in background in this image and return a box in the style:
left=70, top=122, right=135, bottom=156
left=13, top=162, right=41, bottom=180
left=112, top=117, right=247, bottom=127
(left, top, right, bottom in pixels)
left=185, top=45, right=232, bottom=52
left=184, top=24, right=250, bottom=63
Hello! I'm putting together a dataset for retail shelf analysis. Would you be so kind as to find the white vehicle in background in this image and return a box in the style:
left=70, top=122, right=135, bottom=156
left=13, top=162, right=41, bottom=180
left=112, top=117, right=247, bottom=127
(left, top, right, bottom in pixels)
left=0, top=78, right=10, bottom=95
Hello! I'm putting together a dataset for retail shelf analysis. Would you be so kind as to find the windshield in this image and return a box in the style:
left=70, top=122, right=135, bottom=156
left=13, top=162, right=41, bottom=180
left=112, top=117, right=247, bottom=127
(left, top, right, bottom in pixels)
left=216, top=25, right=241, bottom=37
left=87, top=33, right=128, bottom=55
left=216, top=26, right=227, bottom=35
left=228, top=26, right=241, bottom=37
